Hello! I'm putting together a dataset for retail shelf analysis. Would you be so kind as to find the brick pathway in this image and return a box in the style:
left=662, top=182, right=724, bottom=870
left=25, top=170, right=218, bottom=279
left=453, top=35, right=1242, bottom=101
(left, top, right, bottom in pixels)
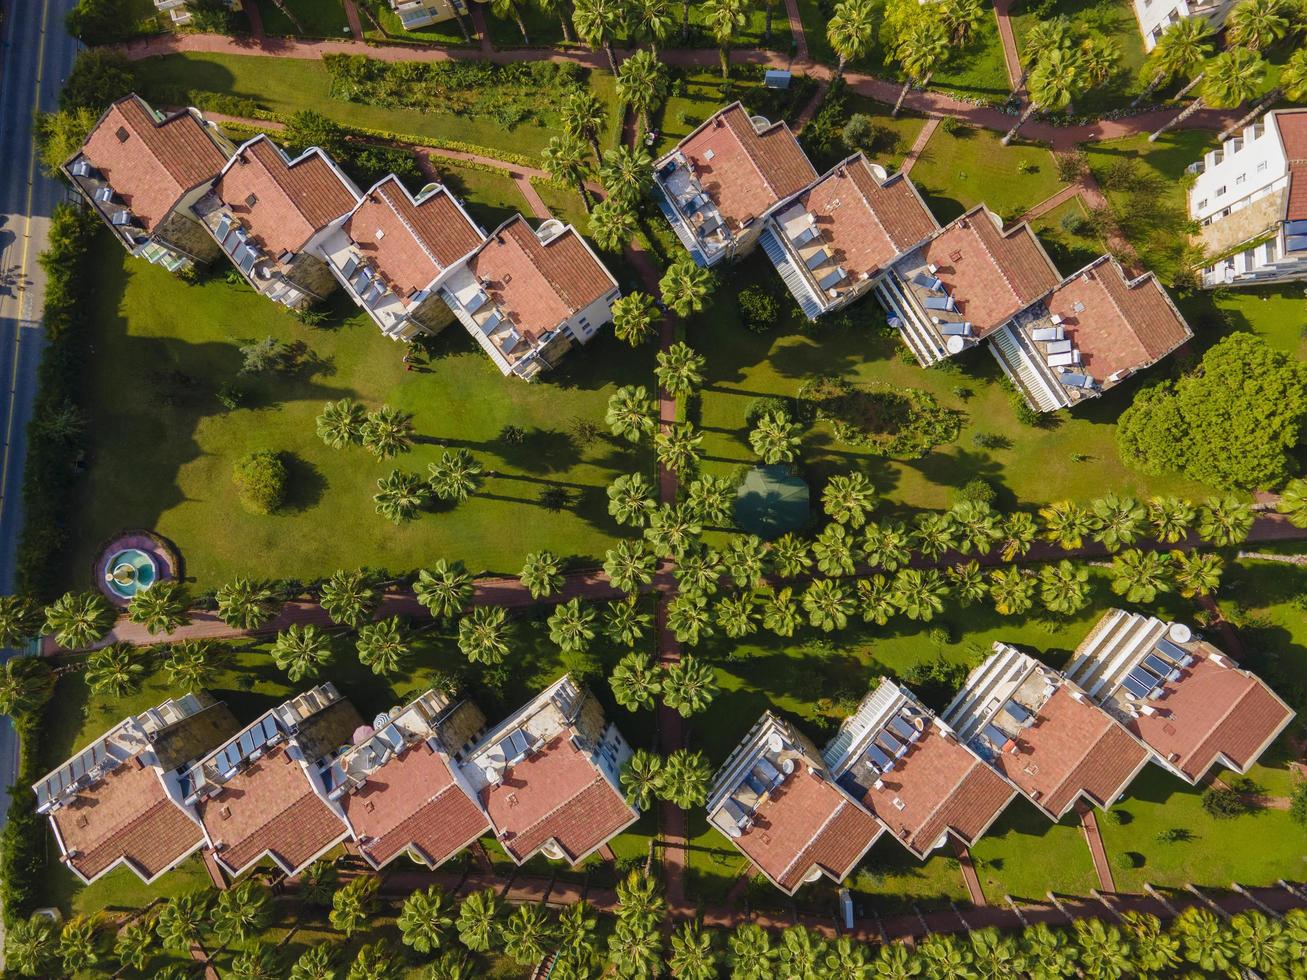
left=992, top=0, right=1022, bottom=92
left=243, top=0, right=265, bottom=38
left=341, top=0, right=364, bottom=40
left=781, top=0, right=808, bottom=62
left=1077, top=804, right=1116, bottom=893
left=898, top=116, right=940, bottom=175
left=951, top=837, right=988, bottom=906
left=469, top=4, right=493, bottom=52
left=1015, top=182, right=1083, bottom=224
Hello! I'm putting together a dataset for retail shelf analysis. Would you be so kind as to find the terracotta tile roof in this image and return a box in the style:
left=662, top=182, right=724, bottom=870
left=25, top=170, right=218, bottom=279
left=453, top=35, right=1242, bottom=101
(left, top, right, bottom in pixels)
left=52, top=760, right=202, bottom=881
left=77, top=96, right=228, bottom=233
left=674, top=103, right=817, bottom=230
left=920, top=207, right=1060, bottom=337
left=990, top=686, right=1150, bottom=819
left=1286, top=162, right=1307, bottom=222
left=854, top=727, right=1015, bottom=857
left=342, top=741, right=489, bottom=868
left=214, top=137, right=358, bottom=257
left=469, top=217, right=617, bottom=342
left=198, top=744, right=347, bottom=875
left=731, top=768, right=879, bottom=893
left=481, top=735, right=635, bottom=864
left=343, top=177, right=484, bottom=297
left=1047, top=258, right=1192, bottom=383
left=1274, top=108, right=1307, bottom=161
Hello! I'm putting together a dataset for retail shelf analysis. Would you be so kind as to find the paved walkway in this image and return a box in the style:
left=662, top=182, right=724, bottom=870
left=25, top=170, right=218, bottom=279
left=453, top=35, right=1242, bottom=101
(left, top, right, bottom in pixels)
left=992, top=0, right=1022, bottom=92
left=341, top=0, right=364, bottom=41
left=782, top=0, right=808, bottom=62
left=1077, top=805, right=1116, bottom=893
left=951, top=837, right=988, bottom=907
left=1015, top=182, right=1084, bottom=224
left=899, top=116, right=940, bottom=175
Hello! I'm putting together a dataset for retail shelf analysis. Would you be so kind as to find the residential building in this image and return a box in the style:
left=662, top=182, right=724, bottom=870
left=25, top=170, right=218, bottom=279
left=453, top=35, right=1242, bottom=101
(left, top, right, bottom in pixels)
left=389, top=0, right=468, bottom=29
left=64, top=95, right=233, bottom=272
left=460, top=675, right=638, bottom=865
left=1065, top=609, right=1296, bottom=784
left=183, top=684, right=361, bottom=878
left=1189, top=108, right=1307, bottom=287
left=193, top=134, right=361, bottom=310
left=707, top=712, right=881, bottom=895
left=1131, top=0, right=1234, bottom=51
left=654, top=102, right=816, bottom=267
left=34, top=693, right=240, bottom=884
left=942, top=644, right=1152, bottom=821
left=324, top=689, right=491, bottom=871
left=760, top=153, right=939, bottom=320
left=823, top=680, right=1017, bottom=860
left=154, top=0, right=243, bottom=28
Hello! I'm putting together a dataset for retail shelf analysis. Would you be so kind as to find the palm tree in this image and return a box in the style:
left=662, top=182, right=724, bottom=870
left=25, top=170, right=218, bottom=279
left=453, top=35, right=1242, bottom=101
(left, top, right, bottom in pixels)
left=762, top=585, right=802, bottom=636
left=533, top=0, right=574, bottom=42
left=1197, top=494, right=1254, bottom=546
left=1003, top=47, right=1084, bottom=145
left=562, top=89, right=607, bottom=161
left=0, top=657, right=53, bottom=716
left=670, top=921, right=717, bottom=979
left=676, top=545, right=722, bottom=596
left=556, top=901, right=600, bottom=974
left=615, top=869, right=666, bottom=928
left=428, top=449, right=483, bottom=503
left=970, top=928, right=1025, bottom=980
left=1231, top=909, right=1291, bottom=976
left=814, top=523, right=860, bottom=576
left=600, top=144, right=657, bottom=206
left=912, top=511, right=957, bottom=560
left=872, top=941, right=923, bottom=979
left=644, top=503, right=702, bottom=557
left=1091, top=493, right=1147, bottom=551
left=891, top=17, right=949, bottom=117
left=608, top=918, right=663, bottom=976
left=608, top=472, right=656, bottom=527
left=1174, top=907, right=1238, bottom=975
left=456, top=889, right=502, bottom=952
left=946, top=561, right=988, bottom=607
left=1277, top=477, right=1307, bottom=527
left=299, top=859, right=339, bottom=909
left=1020, top=921, right=1079, bottom=978
left=163, top=638, right=229, bottom=689
left=988, top=567, right=1036, bottom=616
left=348, top=940, right=401, bottom=980
left=616, top=50, right=668, bottom=142
left=374, top=470, right=429, bottom=524
left=548, top=597, right=597, bottom=653
left=214, top=879, right=273, bottom=945
left=605, top=595, right=653, bottom=645
left=606, top=385, right=657, bottom=443
left=590, top=197, right=639, bottom=252
left=543, top=133, right=594, bottom=211
left=656, top=340, right=706, bottom=396
left=750, top=411, right=803, bottom=464
left=331, top=876, right=379, bottom=937
left=939, top=0, right=983, bottom=44
left=356, top=616, right=409, bottom=676
left=57, top=915, right=100, bottom=974
left=84, top=643, right=144, bottom=697
left=114, top=917, right=155, bottom=973
left=397, top=885, right=455, bottom=955
left=1147, top=495, right=1196, bottom=543
left=662, top=748, right=713, bottom=808
left=620, top=748, right=665, bottom=808
left=778, top=926, right=829, bottom=978
left=918, top=935, right=973, bottom=977
left=361, top=406, right=414, bottom=460
left=659, top=256, right=713, bottom=316
left=655, top=421, right=705, bottom=476
left=667, top=592, right=713, bottom=644
left=715, top=590, right=759, bottom=638
left=702, top=0, right=746, bottom=77
left=827, top=0, right=876, bottom=83
left=1014, top=15, right=1073, bottom=94
left=1038, top=560, right=1091, bottom=616
left=459, top=605, right=511, bottom=664
left=316, top=397, right=367, bottom=449
left=825, top=936, right=871, bottom=980
left=729, top=924, right=775, bottom=980
left=290, top=945, right=340, bottom=980
left=801, top=578, right=855, bottom=632
left=490, top=0, right=531, bottom=43
left=519, top=551, right=565, bottom=599
left=0, top=594, right=42, bottom=647
left=572, top=0, right=625, bottom=72
left=6, top=914, right=56, bottom=977
left=687, top=474, right=735, bottom=526
left=1150, top=48, right=1265, bottom=142
left=127, top=580, right=189, bottom=635
left=502, top=905, right=555, bottom=966
left=723, top=534, right=767, bottom=587
left=662, top=653, right=717, bottom=716
left=633, top=0, right=674, bottom=50
left=892, top=568, right=948, bottom=621
left=948, top=500, right=1001, bottom=555
left=770, top=532, right=812, bottom=578
left=43, top=590, right=114, bottom=649
left=611, top=650, right=662, bottom=710
left=863, top=520, right=912, bottom=570
left=603, top=540, right=657, bottom=594
left=1226, top=0, right=1288, bottom=50
left=1109, top=548, right=1172, bottom=603
left=999, top=511, right=1038, bottom=561
left=610, top=291, right=659, bottom=347
left=1079, top=35, right=1121, bottom=87
left=415, top=559, right=474, bottom=619
left=232, top=942, right=281, bottom=980
left=318, top=568, right=378, bottom=628
left=856, top=574, right=898, bottom=625
left=1039, top=499, right=1093, bottom=550
left=271, top=623, right=332, bottom=682
left=822, top=472, right=877, bottom=528
left=1218, top=47, right=1307, bottom=139
left=1133, top=17, right=1214, bottom=107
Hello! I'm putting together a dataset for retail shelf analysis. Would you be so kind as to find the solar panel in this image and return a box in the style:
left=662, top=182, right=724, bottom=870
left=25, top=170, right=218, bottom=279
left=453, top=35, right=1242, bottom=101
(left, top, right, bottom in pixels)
left=1154, top=637, right=1192, bottom=664
left=379, top=725, right=405, bottom=753
left=1142, top=653, right=1179, bottom=680
left=863, top=744, right=892, bottom=771
left=1119, top=672, right=1152, bottom=699
left=888, top=716, right=916, bottom=741
left=805, top=248, right=829, bottom=270
left=1002, top=700, right=1032, bottom=724
left=983, top=723, right=1011, bottom=749
left=341, top=255, right=359, bottom=279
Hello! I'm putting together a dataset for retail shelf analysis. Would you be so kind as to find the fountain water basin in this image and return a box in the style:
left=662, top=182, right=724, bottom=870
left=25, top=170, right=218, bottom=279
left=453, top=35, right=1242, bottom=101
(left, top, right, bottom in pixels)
left=103, top=548, right=157, bottom=600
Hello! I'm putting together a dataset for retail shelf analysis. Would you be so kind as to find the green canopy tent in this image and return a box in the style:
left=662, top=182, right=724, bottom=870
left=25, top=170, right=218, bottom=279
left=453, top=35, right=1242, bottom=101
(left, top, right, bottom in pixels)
left=734, top=465, right=810, bottom=539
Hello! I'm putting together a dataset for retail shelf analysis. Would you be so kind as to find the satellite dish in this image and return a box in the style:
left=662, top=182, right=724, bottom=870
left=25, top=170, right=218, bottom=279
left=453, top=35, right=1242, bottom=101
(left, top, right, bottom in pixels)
left=946, top=335, right=966, bottom=354
left=1168, top=623, right=1192, bottom=644
left=767, top=731, right=785, bottom=754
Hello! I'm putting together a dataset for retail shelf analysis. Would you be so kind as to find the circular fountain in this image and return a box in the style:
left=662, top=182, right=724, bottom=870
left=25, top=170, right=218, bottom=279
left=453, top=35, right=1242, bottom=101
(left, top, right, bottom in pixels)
left=102, top=548, right=157, bottom=601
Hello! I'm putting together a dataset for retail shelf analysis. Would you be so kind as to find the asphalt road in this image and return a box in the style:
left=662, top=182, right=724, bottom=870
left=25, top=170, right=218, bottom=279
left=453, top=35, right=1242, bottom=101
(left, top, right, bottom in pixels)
left=0, top=0, right=80, bottom=831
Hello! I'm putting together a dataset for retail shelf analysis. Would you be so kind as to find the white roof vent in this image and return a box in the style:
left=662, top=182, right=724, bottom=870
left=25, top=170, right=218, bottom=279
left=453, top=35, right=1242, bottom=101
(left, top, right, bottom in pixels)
left=535, top=218, right=566, bottom=244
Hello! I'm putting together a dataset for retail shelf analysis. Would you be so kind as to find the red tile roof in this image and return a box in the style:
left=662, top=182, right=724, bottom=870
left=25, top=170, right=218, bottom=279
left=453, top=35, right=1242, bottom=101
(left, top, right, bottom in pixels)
left=198, top=744, right=347, bottom=875
left=1274, top=111, right=1307, bottom=221
left=77, top=96, right=228, bottom=233
left=732, top=767, right=879, bottom=893
left=344, top=177, right=484, bottom=297
left=920, top=207, right=1060, bottom=337
left=52, top=760, right=203, bottom=882
left=1130, top=650, right=1294, bottom=781
left=1286, top=162, right=1307, bottom=222
left=342, top=741, right=489, bottom=868
left=214, top=136, right=358, bottom=257
left=674, top=103, right=817, bottom=231
left=469, top=217, right=616, bottom=342
left=989, top=686, right=1150, bottom=819
left=1047, top=258, right=1191, bottom=384
left=482, top=735, right=635, bottom=864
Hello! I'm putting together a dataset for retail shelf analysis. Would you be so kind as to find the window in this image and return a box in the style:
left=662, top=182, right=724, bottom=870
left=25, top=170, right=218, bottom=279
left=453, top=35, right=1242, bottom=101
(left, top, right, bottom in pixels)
left=1257, top=160, right=1268, bottom=172
left=245, top=193, right=258, bottom=207
left=1264, top=238, right=1277, bottom=263
left=1236, top=173, right=1246, bottom=185
left=1215, top=185, right=1226, bottom=196
left=1197, top=198, right=1208, bottom=210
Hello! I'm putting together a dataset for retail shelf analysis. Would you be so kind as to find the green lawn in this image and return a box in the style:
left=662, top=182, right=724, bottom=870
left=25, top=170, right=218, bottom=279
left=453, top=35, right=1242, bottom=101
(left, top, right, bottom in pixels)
left=254, top=0, right=352, bottom=36
left=681, top=2, right=793, bottom=54
left=654, top=69, right=821, bottom=156
left=363, top=3, right=469, bottom=45
left=1030, top=197, right=1106, bottom=274
left=431, top=158, right=532, bottom=230
left=60, top=233, right=653, bottom=592
left=969, top=799, right=1098, bottom=901
left=851, top=838, right=970, bottom=914
left=841, top=95, right=928, bottom=173
left=129, top=52, right=622, bottom=160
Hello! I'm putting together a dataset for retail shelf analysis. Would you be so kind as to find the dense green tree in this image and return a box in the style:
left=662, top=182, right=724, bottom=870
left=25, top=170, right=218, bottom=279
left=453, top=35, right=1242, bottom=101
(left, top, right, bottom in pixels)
left=1227, top=0, right=1289, bottom=49
left=330, top=876, right=379, bottom=938
left=661, top=748, right=712, bottom=808
left=458, top=605, right=512, bottom=664
left=127, top=580, right=190, bottom=635
left=999, top=511, right=1039, bottom=561
left=5, top=914, right=56, bottom=977
left=912, top=512, right=956, bottom=560
left=608, top=919, right=663, bottom=977
left=1147, top=495, right=1196, bottom=543
left=615, top=50, right=668, bottom=140
left=890, top=15, right=950, bottom=116
left=702, top=0, right=747, bottom=77
left=562, top=89, right=605, bottom=159
left=590, top=197, right=640, bottom=252
left=778, top=925, right=828, bottom=978
left=231, top=941, right=282, bottom=980
left=543, top=131, right=594, bottom=210
left=113, top=917, right=155, bottom=973
left=948, top=500, right=1001, bottom=555
left=1118, top=911, right=1178, bottom=976
left=573, top=0, right=625, bottom=71
left=43, top=590, right=114, bottom=649
left=1277, top=477, right=1307, bottom=527
left=1174, top=907, right=1238, bottom=974
left=156, top=891, right=211, bottom=950
left=356, top=616, right=409, bottom=676
left=946, top=560, right=989, bottom=607
left=1134, top=17, right=1214, bottom=106
left=856, top=574, right=897, bottom=625
left=1003, top=46, right=1085, bottom=144
left=612, top=651, right=663, bottom=713
left=1071, top=918, right=1132, bottom=978
left=347, top=940, right=402, bottom=980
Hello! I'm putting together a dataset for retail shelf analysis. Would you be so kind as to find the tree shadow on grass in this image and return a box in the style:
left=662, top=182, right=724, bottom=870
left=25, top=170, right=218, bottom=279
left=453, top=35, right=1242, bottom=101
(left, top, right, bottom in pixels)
left=491, top=426, right=583, bottom=474
left=280, top=453, right=328, bottom=513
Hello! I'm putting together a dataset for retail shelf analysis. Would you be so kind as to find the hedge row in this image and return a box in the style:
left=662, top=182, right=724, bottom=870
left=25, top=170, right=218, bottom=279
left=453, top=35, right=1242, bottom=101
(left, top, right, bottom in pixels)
left=0, top=710, right=50, bottom=927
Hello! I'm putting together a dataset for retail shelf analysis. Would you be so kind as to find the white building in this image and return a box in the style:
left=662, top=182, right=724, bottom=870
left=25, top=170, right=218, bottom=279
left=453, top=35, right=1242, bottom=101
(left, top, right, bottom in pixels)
left=155, top=0, right=243, bottom=27
left=1131, top=0, right=1234, bottom=51
left=1189, top=108, right=1307, bottom=287
left=389, top=0, right=468, bottom=29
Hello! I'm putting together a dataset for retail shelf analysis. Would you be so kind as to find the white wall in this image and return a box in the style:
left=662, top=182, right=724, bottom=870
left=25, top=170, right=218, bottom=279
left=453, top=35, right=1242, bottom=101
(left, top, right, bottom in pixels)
left=1188, top=120, right=1288, bottom=224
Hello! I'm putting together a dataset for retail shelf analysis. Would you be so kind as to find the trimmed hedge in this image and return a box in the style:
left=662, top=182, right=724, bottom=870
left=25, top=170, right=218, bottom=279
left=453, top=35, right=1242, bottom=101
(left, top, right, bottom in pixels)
left=0, top=708, right=51, bottom=927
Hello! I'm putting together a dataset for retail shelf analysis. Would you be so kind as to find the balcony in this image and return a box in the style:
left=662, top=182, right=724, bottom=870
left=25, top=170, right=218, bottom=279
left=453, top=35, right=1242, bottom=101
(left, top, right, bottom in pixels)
left=761, top=202, right=863, bottom=320
left=654, top=153, right=732, bottom=267
left=439, top=267, right=550, bottom=380
left=874, top=250, right=975, bottom=365
left=198, top=199, right=310, bottom=309
left=991, top=303, right=1081, bottom=411
left=320, top=231, right=417, bottom=338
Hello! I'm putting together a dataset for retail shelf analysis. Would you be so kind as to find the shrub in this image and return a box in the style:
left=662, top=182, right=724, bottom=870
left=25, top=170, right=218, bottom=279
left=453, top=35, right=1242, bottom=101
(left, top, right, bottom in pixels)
left=745, top=397, right=793, bottom=428
left=1113, top=851, right=1142, bottom=871
left=738, top=285, right=780, bottom=333
left=233, top=451, right=288, bottom=514
left=1290, top=781, right=1307, bottom=827
left=1200, top=786, right=1248, bottom=819
left=1059, top=210, right=1092, bottom=236
left=955, top=478, right=997, bottom=507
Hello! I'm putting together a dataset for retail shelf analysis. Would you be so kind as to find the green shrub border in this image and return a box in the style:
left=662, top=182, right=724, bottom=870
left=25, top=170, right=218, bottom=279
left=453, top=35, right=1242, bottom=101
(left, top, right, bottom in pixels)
left=1, top=710, right=50, bottom=926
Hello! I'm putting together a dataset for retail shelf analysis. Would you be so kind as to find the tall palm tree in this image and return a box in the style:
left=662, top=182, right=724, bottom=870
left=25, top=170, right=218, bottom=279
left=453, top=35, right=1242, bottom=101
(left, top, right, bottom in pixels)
left=948, top=500, right=1002, bottom=555
left=825, top=935, right=871, bottom=979
left=667, top=592, right=713, bottom=644
left=750, top=411, right=803, bottom=464
left=610, top=291, right=659, bottom=347
left=290, top=946, right=339, bottom=980
left=355, top=616, right=409, bottom=676
left=556, top=901, right=600, bottom=974
left=456, top=889, right=502, bottom=953
left=670, top=921, right=717, bottom=980
left=1276, top=477, right=1307, bottom=527
left=621, top=750, right=664, bottom=810
left=316, top=397, right=367, bottom=449
left=374, top=470, right=429, bottom=524
left=1174, top=907, right=1239, bottom=974
left=58, top=916, right=100, bottom=975
left=6, top=915, right=56, bottom=977
left=1150, top=48, right=1265, bottom=142
left=414, top=559, right=474, bottom=619
left=659, top=256, right=713, bottom=316
left=1039, top=499, right=1093, bottom=550
left=573, top=0, right=626, bottom=72
left=971, top=928, right=1026, bottom=979
left=519, top=551, right=565, bottom=600
left=856, top=574, right=898, bottom=625
left=606, top=385, right=656, bottom=445
left=770, top=532, right=812, bottom=578
left=611, top=650, right=662, bottom=710
left=822, top=472, right=877, bottom=528
left=127, top=580, right=190, bottom=635
left=534, top=0, right=575, bottom=42
left=615, top=869, right=666, bottom=929
left=863, top=520, right=912, bottom=570
left=827, top=0, right=876, bottom=83
left=1226, top=0, right=1288, bottom=50
left=1020, top=922, right=1078, bottom=979
left=1109, top=548, right=1172, bottom=603
left=1037, top=560, right=1091, bottom=616
left=634, top=0, right=674, bottom=51
left=84, top=643, right=144, bottom=697
left=606, top=595, right=653, bottom=646
left=661, top=747, right=712, bottom=808
left=459, top=605, right=511, bottom=664
left=1147, top=495, right=1196, bottom=543
left=872, top=941, right=923, bottom=979
left=607, top=919, right=663, bottom=975
left=43, top=590, right=115, bottom=650
left=214, top=879, right=273, bottom=945
left=662, top=653, right=717, bottom=716
left=331, top=877, right=379, bottom=937
left=813, top=523, right=860, bottom=576
left=589, top=196, right=639, bottom=252
left=918, top=935, right=973, bottom=977
left=318, top=568, right=379, bottom=628
left=675, top=545, right=722, bottom=596
left=548, top=597, right=597, bottom=653
left=687, top=474, right=735, bottom=526
left=892, top=17, right=950, bottom=117
left=778, top=926, right=829, bottom=978
left=654, top=421, right=705, bottom=475
left=271, top=623, right=332, bottom=682
left=939, top=0, right=983, bottom=45
left=428, top=448, right=483, bottom=503
left=1218, top=46, right=1307, bottom=138
left=490, top=0, right=531, bottom=43
left=1231, top=909, right=1291, bottom=976
left=616, top=50, right=668, bottom=142
left=0, top=593, right=42, bottom=648
left=999, top=511, right=1039, bottom=561
left=162, top=638, right=229, bottom=689
left=656, top=341, right=706, bottom=396
left=1013, top=14, right=1073, bottom=94
left=1078, top=35, right=1121, bottom=88
left=912, top=511, right=957, bottom=560
left=214, top=577, right=280, bottom=630
left=1133, top=17, right=1214, bottom=107
left=1197, top=494, right=1254, bottom=546
left=231, top=942, right=281, bottom=980
left=542, top=133, right=595, bottom=211
left=801, top=578, right=855, bottom=632
left=1004, top=47, right=1084, bottom=145
left=989, top=567, right=1037, bottom=616
left=644, top=503, right=702, bottom=557
left=608, top=472, right=656, bottom=526
left=762, top=585, right=802, bottom=636
left=502, top=905, right=555, bottom=966
left=562, top=89, right=607, bottom=161
left=1091, top=493, right=1147, bottom=552
left=729, top=924, right=775, bottom=980
left=892, top=568, right=948, bottom=622
left=113, top=917, right=156, bottom=973
left=349, top=940, right=401, bottom=980
left=603, top=540, right=658, bottom=593
left=397, top=885, right=455, bottom=955
left=702, top=0, right=746, bottom=78
left=1172, top=549, right=1224, bottom=598
left=723, top=534, right=767, bottom=587
left=715, top=590, right=760, bottom=638
left=600, top=144, right=655, bottom=205
left=946, top=561, right=989, bottom=607
left=361, top=405, right=415, bottom=460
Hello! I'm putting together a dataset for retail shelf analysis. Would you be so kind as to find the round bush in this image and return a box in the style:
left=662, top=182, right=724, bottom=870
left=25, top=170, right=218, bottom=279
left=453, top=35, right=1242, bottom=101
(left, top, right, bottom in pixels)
left=738, top=285, right=780, bottom=334
left=233, top=450, right=288, bottom=514
left=955, top=478, right=998, bottom=507
left=745, top=396, right=794, bottom=428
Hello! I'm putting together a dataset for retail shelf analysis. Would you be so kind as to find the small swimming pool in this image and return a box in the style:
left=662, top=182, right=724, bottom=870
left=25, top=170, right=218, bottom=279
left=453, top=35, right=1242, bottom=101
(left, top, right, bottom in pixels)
left=103, top=548, right=157, bottom=600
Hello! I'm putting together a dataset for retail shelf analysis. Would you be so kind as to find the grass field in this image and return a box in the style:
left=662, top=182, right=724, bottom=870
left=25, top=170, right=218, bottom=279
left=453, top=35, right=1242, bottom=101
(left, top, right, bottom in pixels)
left=970, top=799, right=1098, bottom=901
left=364, top=3, right=469, bottom=45
left=431, top=158, right=532, bottom=230
left=1010, top=0, right=1149, bottom=113
left=254, top=0, right=352, bottom=36
left=1029, top=196, right=1106, bottom=274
